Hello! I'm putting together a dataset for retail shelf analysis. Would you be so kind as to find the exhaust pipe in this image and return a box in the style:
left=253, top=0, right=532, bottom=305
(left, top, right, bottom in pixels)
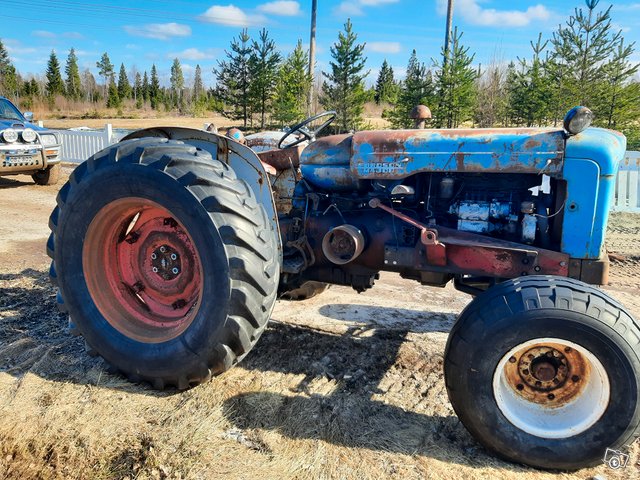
left=322, top=225, right=365, bottom=265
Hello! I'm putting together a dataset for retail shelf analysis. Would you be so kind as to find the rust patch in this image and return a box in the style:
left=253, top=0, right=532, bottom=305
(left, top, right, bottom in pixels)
left=503, top=342, right=590, bottom=407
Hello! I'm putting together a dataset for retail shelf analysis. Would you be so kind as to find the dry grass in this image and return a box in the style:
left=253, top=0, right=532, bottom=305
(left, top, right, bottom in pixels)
left=0, top=173, right=639, bottom=479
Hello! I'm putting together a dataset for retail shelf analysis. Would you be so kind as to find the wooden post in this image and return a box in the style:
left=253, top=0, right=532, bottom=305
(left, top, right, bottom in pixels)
left=308, top=0, right=318, bottom=115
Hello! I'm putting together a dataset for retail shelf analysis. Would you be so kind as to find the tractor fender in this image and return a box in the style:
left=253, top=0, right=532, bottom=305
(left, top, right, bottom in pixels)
left=122, top=127, right=282, bottom=259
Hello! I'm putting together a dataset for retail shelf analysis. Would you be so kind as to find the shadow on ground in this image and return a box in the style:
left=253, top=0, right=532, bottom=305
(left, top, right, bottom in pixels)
left=0, top=268, right=526, bottom=471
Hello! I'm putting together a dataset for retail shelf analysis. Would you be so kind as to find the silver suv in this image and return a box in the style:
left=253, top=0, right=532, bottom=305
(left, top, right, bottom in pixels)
left=0, top=96, right=61, bottom=185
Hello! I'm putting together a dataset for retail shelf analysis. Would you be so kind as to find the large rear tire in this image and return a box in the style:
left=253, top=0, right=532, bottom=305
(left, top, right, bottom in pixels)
left=444, top=276, right=640, bottom=470
left=48, top=138, right=280, bottom=389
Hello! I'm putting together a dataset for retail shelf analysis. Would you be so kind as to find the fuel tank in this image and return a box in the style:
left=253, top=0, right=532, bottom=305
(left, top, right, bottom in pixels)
left=299, top=134, right=363, bottom=191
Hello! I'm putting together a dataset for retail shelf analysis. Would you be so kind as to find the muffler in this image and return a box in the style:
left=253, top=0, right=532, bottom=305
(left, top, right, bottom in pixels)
left=322, top=224, right=365, bottom=265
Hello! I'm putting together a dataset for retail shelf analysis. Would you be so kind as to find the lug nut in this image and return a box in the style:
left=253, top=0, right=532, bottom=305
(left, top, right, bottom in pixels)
left=172, top=267, right=179, bottom=275
left=516, top=384, right=524, bottom=391
left=151, top=253, right=157, bottom=260
left=509, top=356, right=516, bottom=363
left=571, top=375, right=580, bottom=382
left=152, top=267, right=158, bottom=273
left=160, top=246, right=166, bottom=253
left=547, top=393, right=555, bottom=400
left=170, top=253, right=177, bottom=260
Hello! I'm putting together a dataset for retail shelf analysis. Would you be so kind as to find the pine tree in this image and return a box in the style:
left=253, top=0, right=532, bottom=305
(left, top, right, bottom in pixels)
left=64, top=48, right=82, bottom=100
left=96, top=52, right=114, bottom=98
left=142, top=71, right=150, bottom=102
left=374, top=60, right=398, bottom=105
left=170, top=58, right=184, bottom=109
left=433, top=28, right=477, bottom=128
left=106, top=76, right=120, bottom=108
left=215, top=29, right=253, bottom=127
left=249, top=29, right=281, bottom=129
left=550, top=0, right=621, bottom=109
left=46, top=50, right=65, bottom=97
left=387, top=50, right=434, bottom=128
left=0, top=39, right=19, bottom=98
left=273, top=40, right=311, bottom=125
left=117, top=63, right=131, bottom=101
left=320, top=19, right=369, bottom=132
left=134, top=72, right=143, bottom=108
left=149, top=64, right=160, bottom=109
left=193, top=64, right=204, bottom=101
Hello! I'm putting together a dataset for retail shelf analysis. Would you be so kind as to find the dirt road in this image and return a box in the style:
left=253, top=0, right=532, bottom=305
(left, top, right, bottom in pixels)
left=0, top=170, right=638, bottom=479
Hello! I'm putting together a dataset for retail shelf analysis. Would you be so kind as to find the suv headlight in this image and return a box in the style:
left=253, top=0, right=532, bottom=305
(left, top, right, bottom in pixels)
left=40, top=133, right=58, bottom=146
left=2, top=129, right=19, bottom=143
left=21, top=128, right=37, bottom=143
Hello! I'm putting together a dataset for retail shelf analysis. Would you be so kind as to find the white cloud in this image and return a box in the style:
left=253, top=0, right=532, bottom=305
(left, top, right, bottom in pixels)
left=168, top=48, right=219, bottom=61
left=32, top=30, right=56, bottom=38
left=335, top=0, right=398, bottom=16
left=436, top=0, right=550, bottom=27
left=5, top=43, right=37, bottom=55
left=257, top=1, right=301, bottom=16
left=124, top=23, right=191, bottom=40
left=200, top=5, right=267, bottom=27
left=367, top=41, right=401, bottom=54
left=63, top=32, right=84, bottom=39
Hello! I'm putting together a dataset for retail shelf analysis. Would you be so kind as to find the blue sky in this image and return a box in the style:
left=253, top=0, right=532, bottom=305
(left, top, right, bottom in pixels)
left=3, top=0, right=640, bottom=88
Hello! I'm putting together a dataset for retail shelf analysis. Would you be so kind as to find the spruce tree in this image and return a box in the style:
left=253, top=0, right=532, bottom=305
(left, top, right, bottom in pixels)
left=387, top=50, right=434, bottom=128
left=598, top=38, right=639, bottom=129
left=215, top=29, right=253, bottom=127
left=117, top=63, right=131, bottom=100
left=0, top=40, right=19, bottom=98
left=273, top=40, right=311, bottom=126
left=193, top=64, right=204, bottom=101
left=374, top=60, right=398, bottom=105
left=249, top=28, right=281, bottom=129
left=96, top=52, right=114, bottom=98
left=320, top=19, right=369, bottom=132
left=64, top=48, right=82, bottom=100
left=433, top=28, right=477, bottom=128
left=134, top=72, right=143, bottom=108
left=170, top=58, right=184, bottom=109
left=106, top=76, right=120, bottom=108
left=142, top=71, right=150, bottom=102
left=46, top=50, right=65, bottom=97
left=150, top=65, right=160, bottom=109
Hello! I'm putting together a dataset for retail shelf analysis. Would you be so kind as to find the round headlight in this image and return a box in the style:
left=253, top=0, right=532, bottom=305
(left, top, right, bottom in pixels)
left=21, top=128, right=37, bottom=143
left=2, top=128, right=19, bottom=143
left=563, top=106, right=594, bottom=135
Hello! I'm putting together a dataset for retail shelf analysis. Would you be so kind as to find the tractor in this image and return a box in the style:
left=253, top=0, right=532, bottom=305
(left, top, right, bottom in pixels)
left=47, top=107, right=640, bottom=470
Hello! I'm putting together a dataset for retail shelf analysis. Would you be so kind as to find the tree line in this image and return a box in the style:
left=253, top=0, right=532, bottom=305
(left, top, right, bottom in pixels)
left=0, top=0, right=637, bottom=147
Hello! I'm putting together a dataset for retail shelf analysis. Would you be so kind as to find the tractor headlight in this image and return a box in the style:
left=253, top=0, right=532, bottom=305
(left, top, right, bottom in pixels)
left=21, top=128, right=37, bottom=143
left=40, top=133, right=58, bottom=146
left=2, top=128, right=18, bottom=143
left=563, top=106, right=593, bottom=135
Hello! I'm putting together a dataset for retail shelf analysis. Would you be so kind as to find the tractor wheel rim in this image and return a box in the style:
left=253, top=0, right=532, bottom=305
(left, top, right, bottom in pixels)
left=83, top=197, right=203, bottom=343
left=492, top=337, right=610, bottom=439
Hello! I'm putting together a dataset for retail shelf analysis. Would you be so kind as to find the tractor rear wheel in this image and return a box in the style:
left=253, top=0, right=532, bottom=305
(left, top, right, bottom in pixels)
left=48, top=137, right=280, bottom=389
left=444, top=276, right=640, bottom=470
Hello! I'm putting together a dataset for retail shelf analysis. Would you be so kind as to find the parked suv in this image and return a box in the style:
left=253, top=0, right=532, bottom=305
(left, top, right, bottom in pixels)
left=0, top=96, right=61, bottom=185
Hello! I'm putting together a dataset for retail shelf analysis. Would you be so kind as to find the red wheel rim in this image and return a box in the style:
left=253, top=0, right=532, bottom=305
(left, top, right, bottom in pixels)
left=83, top=198, right=203, bottom=343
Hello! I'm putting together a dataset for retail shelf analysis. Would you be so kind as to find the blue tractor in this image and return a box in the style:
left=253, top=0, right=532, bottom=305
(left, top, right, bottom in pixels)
left=48, top=107, right=640, bottom=470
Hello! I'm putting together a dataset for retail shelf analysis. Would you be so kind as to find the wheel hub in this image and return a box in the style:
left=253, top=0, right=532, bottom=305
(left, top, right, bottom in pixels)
left=516, top=346, right=569, bottom=391
left=151, top=244, right=181, bottom=280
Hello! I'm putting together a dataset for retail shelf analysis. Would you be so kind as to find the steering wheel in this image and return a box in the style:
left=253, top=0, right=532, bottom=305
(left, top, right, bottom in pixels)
left=277, top=111, right=337, bottom=149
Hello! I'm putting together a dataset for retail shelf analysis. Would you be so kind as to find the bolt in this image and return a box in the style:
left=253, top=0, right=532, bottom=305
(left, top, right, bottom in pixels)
left=560, top=261, right=567, bottom=267
left=152, top=267, right=158, bottom=273
left=571, top=375, right=580, bottom=382
left=564, top=347, right=572, bottom=353
left=522, top=258, right=530, bottom=265
left=172, top=267, right=179, bottom=275
left=534, top=266, right=541, bottom=272
left=170, top=253, right=177, bottom=260
left=508, top=356, right=516, bottom=363
left=547, top=393, right=555, bottom=400
left=516, top=384, right=524, bottom=391
left=151, top=253, right=157, bottom=260
left=160, top=246, right=166, bottom=253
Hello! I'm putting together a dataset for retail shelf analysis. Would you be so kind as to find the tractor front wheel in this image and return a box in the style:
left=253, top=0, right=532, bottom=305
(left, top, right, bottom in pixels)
left=444, top=276, right=640, bottom=470
left=48, top=138, right=280, bottom=389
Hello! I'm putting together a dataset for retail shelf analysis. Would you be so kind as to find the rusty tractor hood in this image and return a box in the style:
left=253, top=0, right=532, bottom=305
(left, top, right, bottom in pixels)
left=349, top=128, right=566, bottom=178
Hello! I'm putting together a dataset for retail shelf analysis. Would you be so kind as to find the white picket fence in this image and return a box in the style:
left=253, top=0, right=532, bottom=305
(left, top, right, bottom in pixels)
left=614, top=151, right=640, bottom=212
left=51, top=124, right=127, bottom=163
left=49, top=125, right=640, bottom=213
